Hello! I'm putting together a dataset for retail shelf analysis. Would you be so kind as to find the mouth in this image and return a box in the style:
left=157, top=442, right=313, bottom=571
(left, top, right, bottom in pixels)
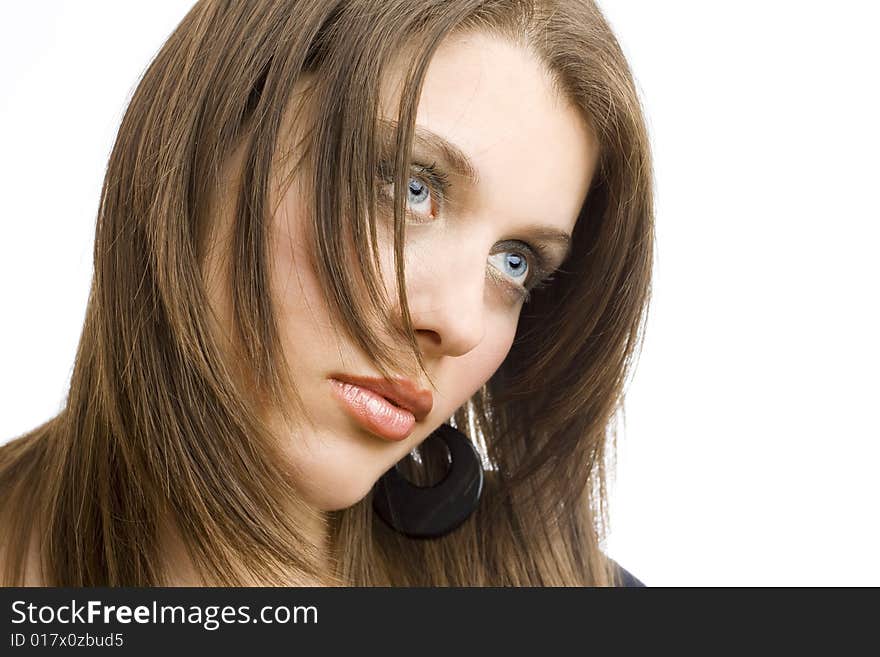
left=327, top=373, right=434, bottom=442
left=327, top=373, right=433, bottom=422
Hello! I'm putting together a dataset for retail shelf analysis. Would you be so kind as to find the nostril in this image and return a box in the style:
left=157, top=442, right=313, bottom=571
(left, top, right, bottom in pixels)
left=416, top=329, right=442, bottom=347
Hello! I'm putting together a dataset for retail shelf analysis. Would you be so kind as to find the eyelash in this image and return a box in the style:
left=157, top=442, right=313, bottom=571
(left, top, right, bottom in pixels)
left=376, top=160, right=559, bottom=304
left=378, top=160, right=450, bottom=214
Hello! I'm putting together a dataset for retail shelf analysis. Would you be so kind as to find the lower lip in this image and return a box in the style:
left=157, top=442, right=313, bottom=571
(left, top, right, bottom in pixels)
left=328, top=378, right=416, bottom=441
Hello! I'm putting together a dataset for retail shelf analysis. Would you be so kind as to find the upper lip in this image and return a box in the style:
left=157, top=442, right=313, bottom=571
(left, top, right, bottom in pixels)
left=329, top=373, right=434, bottom=422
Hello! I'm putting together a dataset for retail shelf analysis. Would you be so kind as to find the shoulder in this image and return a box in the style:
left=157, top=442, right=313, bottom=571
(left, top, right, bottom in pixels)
left=609, top=558, right=646, bottom=587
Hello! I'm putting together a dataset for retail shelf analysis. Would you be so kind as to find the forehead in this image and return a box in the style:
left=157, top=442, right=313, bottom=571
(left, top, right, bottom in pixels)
left=379, top=30, right=599, bottom=236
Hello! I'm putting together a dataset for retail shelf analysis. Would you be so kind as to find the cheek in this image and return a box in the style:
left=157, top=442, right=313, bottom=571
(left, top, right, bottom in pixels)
left=472, top=318, right=517, bottom=378
left=436, top=317, right=517, bottom=417
left=379, top=229, right=521, bottom=399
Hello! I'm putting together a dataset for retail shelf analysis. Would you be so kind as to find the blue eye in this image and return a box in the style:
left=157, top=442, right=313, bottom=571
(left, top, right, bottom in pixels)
left=489, top=251, right=529, bottom=284
left=489, top=241, right=559, bottom=304
left=376, top=160, right=558, bottom=303
left=406, top=177, right=433, bottom=216
left=377, top=160, right=447, bottom=220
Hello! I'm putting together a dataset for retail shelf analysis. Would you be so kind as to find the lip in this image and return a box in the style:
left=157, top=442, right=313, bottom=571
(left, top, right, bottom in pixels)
left=327, top=374, right=433, bottom=422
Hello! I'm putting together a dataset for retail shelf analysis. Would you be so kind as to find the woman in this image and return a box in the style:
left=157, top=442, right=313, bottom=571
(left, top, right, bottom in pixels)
left=0, top=0, right=652, bottom=586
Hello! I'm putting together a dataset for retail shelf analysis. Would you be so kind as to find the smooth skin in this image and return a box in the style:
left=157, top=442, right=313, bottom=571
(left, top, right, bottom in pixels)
left=5, top=31, right=600, bottom=585
left=201, top=31, right=600, bottom=560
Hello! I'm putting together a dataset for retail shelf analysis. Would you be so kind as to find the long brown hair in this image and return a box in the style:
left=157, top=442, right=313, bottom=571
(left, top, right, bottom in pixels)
left=0, top=0, right=653, bottom=586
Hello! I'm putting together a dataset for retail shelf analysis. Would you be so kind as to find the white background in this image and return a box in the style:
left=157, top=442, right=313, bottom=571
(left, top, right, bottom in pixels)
left=1, top=2, right=877, bottom=586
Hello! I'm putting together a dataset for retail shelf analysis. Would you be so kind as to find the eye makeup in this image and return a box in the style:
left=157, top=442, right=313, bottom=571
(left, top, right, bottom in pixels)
left=377, top=119, right=480, bottom=186
left=377, top=159, right=450, bottom=218
left=491, top=239, right=561, bottom=303
left=375, top=157, right=567, bottom=304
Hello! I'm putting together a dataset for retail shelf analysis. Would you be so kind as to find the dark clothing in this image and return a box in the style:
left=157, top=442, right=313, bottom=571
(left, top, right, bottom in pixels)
left=612, top=559, right=646, bottom=587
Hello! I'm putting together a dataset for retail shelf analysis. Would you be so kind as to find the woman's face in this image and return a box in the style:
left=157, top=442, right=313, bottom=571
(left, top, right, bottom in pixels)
left=208, top=31, right=599, bottom=512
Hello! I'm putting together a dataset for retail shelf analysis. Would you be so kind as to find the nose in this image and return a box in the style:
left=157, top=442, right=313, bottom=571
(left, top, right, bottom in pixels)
left=403, top=252, right=486, bottom=359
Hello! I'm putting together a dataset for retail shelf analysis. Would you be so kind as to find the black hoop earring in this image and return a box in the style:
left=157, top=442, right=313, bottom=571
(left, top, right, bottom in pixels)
left=372, top=423, right=484, bottom=539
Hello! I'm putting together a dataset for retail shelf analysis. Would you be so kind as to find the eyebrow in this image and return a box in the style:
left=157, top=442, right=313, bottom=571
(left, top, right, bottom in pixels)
left=376, top=119, right=575, bottom=261
left=519, top=227, right=573, bottom=261
left=377, top=118, right=480, bottom=185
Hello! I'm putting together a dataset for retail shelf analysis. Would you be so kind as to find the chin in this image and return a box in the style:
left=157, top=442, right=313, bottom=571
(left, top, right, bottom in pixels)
left=302, top=473, right=379, bottom=512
